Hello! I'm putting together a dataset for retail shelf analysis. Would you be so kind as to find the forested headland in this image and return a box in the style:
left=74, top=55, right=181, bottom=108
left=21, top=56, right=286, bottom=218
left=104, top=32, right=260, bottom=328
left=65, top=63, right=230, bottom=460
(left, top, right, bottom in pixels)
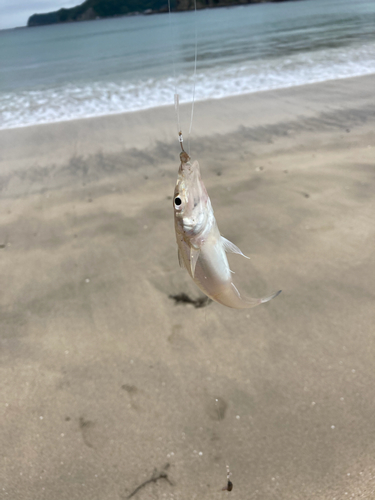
left=27, top=0, right=293, bottom=27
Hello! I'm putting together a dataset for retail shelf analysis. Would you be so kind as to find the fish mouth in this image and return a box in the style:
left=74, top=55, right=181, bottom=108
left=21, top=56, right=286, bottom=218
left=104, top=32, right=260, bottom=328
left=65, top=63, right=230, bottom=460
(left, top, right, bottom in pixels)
left=178, top=159, right=200, bottom=178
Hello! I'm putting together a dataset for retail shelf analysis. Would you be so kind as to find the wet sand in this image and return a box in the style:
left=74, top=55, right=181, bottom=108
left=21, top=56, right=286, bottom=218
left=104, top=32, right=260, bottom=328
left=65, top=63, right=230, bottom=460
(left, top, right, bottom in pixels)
left=1, top=74, right=375, bottom=499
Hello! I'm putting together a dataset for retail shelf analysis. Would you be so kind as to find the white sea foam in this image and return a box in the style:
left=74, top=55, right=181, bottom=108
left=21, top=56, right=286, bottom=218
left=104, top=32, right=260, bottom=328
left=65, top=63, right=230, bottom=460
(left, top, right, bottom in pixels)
left=1, top=42, right=374, bottom=130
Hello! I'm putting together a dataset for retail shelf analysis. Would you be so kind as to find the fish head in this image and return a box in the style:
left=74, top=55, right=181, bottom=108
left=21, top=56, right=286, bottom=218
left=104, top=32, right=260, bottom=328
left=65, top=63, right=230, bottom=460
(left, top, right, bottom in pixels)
left=173, top=160, right=211, bottom=238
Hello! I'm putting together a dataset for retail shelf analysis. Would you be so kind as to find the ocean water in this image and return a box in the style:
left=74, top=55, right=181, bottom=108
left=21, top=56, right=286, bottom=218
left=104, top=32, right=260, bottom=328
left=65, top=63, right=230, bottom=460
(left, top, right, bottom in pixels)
left=0, top=0, right=374, bottom=130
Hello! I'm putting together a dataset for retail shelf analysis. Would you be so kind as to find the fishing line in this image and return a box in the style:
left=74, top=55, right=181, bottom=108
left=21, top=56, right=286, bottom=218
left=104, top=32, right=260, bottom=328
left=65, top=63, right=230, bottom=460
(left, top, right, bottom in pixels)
left=168, top=0, right=198, bottom=155
left=167, top=0, right=177, bottom=96
left=187, top=0, right=198, bottom=156
left=174, top=93, right=182, bottom=148
left=167, top=0, right=180, bottom=138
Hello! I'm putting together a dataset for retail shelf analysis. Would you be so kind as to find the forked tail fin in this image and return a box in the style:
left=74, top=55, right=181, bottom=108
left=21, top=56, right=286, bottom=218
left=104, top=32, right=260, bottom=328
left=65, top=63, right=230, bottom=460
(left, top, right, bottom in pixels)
left=259, top=289, right=282, bottom=304
left=238, top=288, right=282, bottom=309
left=212, top=283, right=282, bottom=309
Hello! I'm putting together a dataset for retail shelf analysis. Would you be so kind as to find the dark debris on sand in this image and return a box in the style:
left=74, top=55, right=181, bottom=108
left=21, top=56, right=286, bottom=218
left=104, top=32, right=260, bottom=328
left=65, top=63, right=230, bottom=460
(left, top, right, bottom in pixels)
left=169, top=293, right=212, bottom=308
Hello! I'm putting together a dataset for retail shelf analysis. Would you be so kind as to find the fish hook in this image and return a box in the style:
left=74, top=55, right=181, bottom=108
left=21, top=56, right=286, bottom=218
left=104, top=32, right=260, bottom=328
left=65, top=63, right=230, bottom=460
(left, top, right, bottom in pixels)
left=179, top=131, right=190, bottom=163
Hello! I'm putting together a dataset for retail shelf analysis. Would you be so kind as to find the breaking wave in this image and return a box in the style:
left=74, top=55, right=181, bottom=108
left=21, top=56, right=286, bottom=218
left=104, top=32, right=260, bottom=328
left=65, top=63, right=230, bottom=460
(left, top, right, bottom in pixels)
left=1, top=42, right=374, bottom=130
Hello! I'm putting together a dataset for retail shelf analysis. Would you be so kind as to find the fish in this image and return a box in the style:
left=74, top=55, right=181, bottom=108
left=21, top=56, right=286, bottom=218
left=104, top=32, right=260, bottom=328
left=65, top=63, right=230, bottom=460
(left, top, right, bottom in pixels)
left=173, top=151, right=281, bottom=309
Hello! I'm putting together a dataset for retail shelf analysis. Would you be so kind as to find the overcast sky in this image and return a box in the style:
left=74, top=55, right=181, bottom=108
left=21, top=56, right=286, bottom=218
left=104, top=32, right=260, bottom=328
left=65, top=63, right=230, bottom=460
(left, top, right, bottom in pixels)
left=0, top=0, right=80, bottom=30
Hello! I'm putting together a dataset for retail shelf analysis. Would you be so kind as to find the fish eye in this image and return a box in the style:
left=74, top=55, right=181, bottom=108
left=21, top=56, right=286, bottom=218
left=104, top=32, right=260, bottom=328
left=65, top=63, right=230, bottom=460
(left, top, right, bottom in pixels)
left=174, top=196, right=182, bottom=207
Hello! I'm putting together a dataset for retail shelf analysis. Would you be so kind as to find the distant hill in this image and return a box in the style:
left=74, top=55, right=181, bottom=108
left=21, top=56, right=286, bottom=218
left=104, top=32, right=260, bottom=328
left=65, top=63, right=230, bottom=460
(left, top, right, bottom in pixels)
left=27, top=0, right=291, bottom=27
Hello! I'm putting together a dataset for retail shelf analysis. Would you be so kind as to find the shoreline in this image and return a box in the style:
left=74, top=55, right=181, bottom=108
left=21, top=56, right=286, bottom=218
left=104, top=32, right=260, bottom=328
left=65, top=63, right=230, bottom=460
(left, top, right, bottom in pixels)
left=1, top=73, right=374, bottom=175
left=1, top=72, right=374, bottom=134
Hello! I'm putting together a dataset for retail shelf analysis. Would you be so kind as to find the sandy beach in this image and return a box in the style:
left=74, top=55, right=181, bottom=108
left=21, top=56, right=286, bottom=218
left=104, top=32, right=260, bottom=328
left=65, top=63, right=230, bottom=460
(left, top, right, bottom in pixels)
left=1, top=74, right=375, bottom=500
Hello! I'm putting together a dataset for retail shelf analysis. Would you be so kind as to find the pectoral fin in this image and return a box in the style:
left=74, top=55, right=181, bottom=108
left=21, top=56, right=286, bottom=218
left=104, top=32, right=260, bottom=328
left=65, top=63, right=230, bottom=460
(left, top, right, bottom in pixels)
left=221, top=236, right=250, bottom=259
left=190, top=247, right=200, bottom=278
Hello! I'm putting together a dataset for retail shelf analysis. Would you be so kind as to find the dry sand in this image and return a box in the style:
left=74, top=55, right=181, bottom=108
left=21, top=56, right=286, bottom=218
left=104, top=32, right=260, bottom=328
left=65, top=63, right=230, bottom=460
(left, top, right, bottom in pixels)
left=0, top=74, right=375, bottom=500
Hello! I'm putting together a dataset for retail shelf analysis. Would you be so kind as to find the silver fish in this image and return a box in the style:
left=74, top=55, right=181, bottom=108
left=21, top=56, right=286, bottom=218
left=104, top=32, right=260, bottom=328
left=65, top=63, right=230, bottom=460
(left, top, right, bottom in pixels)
left=173, top=152, right=281, bottom=309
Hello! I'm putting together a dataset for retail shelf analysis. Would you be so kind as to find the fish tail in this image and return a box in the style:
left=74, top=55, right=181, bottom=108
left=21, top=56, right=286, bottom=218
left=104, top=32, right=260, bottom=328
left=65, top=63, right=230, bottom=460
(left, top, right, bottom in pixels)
left=214, top=283, right=281, bottom=309
left=239, top=289, right=281, bottom=308
left=259, top=289, right=282, bottom=304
